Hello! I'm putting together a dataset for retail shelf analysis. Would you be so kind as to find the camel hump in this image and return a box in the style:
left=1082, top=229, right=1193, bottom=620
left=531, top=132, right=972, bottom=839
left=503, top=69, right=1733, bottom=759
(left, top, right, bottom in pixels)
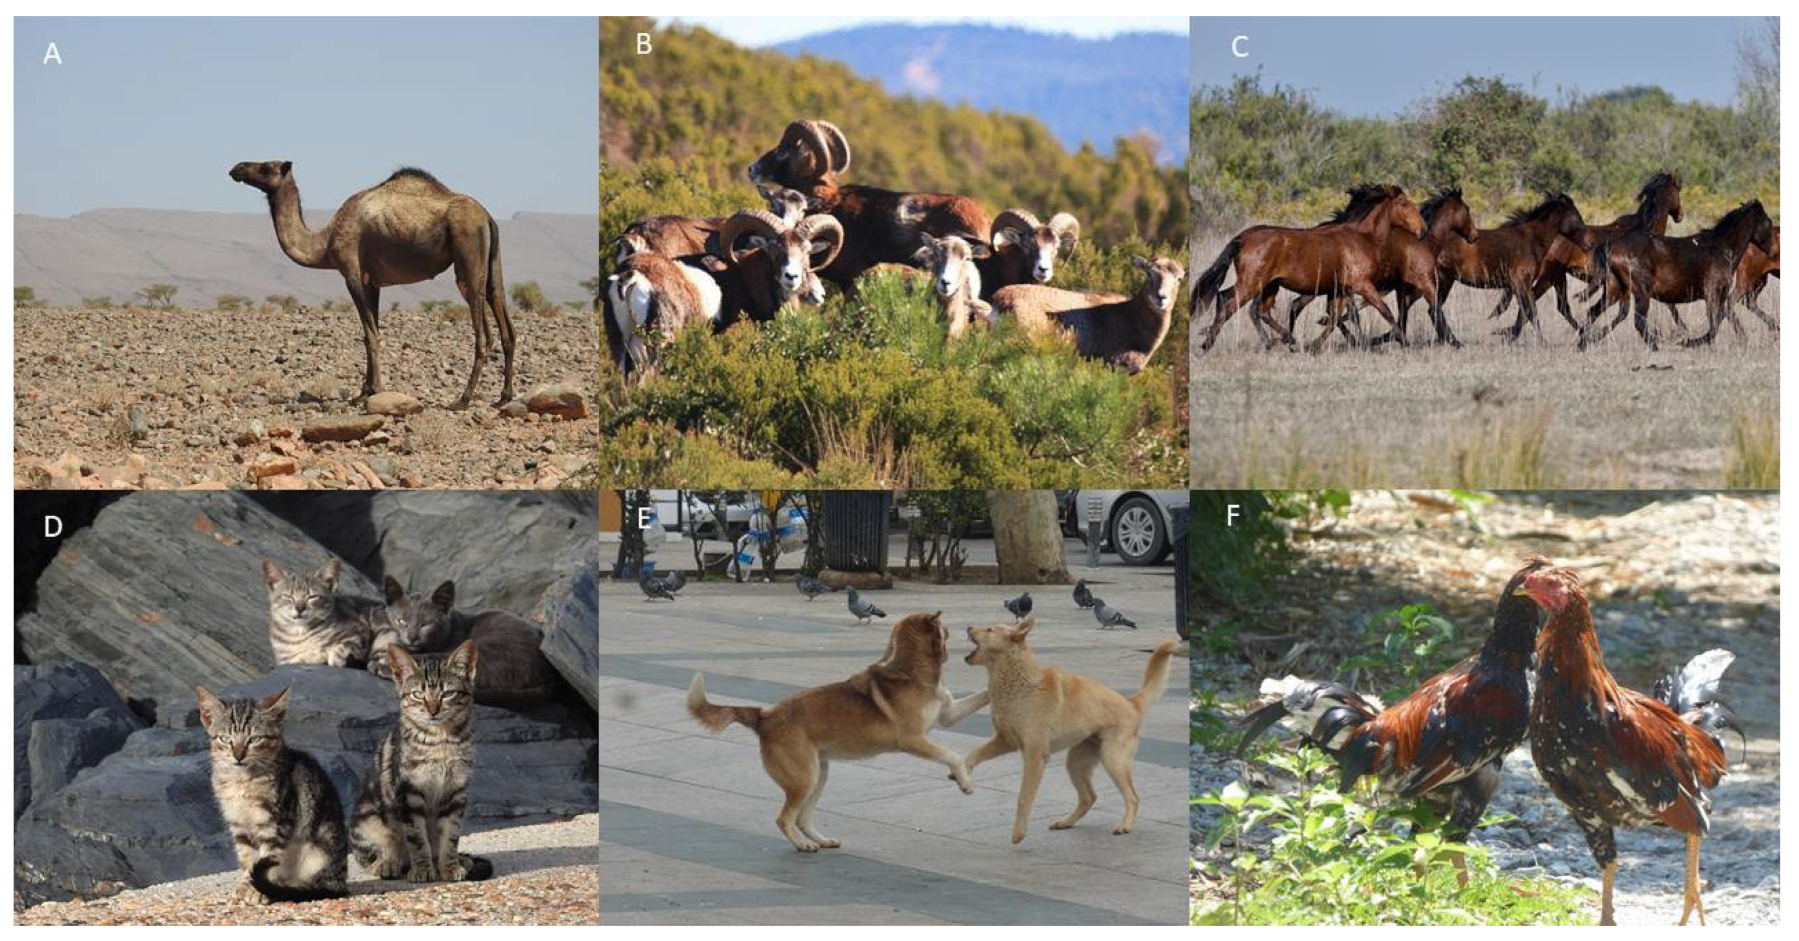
left=384, top=167, right=451, bottom=192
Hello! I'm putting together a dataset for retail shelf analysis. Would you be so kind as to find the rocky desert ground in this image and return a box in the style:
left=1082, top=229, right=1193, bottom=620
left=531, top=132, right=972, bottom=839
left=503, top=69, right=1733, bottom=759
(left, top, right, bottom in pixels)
left=13, top=304, right=598, bottom=490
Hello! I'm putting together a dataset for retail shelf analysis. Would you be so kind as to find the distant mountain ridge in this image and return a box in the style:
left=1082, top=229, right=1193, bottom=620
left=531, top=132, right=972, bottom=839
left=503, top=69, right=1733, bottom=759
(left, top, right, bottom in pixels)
left=13, top=209, right=593, bottom=306
left=773, top=24, right=1187, bottom=164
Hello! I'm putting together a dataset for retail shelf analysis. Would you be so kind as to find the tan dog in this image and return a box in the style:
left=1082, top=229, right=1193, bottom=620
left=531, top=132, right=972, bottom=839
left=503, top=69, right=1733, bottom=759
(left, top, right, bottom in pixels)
left=964, top=617, right=1175, bottom=843
left=687, top=611, right=990, bottom=852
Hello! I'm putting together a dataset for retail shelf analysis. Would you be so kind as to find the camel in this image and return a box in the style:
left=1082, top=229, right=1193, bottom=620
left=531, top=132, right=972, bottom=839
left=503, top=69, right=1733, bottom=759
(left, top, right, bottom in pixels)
left=228, top=161, right=517, bottom=409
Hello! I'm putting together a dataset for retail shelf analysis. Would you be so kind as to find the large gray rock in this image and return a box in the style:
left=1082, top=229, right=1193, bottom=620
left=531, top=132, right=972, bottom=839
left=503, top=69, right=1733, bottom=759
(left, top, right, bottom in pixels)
left=248, top=491, right=597, bottom=615
left=15, top=494, right=378, bottom=723
left=14, top=663, right=144, bottom=819
left=535, top=548, right=599, bottom=711
left=15, top=666, right=595, bottom=907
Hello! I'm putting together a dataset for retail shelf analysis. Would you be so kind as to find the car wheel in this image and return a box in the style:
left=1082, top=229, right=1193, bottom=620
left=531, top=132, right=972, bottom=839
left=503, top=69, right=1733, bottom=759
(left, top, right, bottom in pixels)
left=1109, top=496, right=1168, bottom=565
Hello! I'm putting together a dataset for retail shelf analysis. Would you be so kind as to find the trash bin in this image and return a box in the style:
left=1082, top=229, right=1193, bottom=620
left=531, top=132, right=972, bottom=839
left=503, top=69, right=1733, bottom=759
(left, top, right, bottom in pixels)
left=822, top=492, right=893, bottom=573
left=1171, top=504, right=1191, bottom=640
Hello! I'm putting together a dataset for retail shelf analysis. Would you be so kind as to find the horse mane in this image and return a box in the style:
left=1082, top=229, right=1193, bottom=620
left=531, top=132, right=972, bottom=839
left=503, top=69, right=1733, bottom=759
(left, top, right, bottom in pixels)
left=1706, top=200, right=1767, bottom=238
left=1419, top=187, right=1464, bottom=225
left=386, top=166, right=449, bottom=190
left=1504, top=192, right=1573, bottom=226
left=1324, top=184, right=1400, bottom=224
left=1637, top=171, right=1678, bottom=206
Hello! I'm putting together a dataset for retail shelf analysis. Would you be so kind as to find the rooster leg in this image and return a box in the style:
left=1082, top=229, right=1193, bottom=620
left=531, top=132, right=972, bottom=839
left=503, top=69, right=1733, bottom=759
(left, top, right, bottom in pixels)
left=1450, top=851, right=1469, bottom=888
left=1680, top=834, right=1706, bottom=926
left=1600, top=861, right=1618, bottom=926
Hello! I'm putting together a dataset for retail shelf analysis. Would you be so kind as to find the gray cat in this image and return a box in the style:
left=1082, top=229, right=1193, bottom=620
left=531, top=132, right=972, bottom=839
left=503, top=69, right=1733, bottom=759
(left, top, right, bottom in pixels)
left=371, top=576, right=560, bottom=707
left=351, top=642, right=494, bottom=883
left=263, top=559, right=380, bottom=668
left=195, top=685, right=350, bottom=904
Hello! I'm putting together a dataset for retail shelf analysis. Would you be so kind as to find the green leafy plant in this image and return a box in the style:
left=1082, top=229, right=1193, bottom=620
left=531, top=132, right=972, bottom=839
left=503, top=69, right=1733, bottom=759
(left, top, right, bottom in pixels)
left=1342, top=603, right=1462, bottom=702
left=1192, top=746, right=1590, bottom=925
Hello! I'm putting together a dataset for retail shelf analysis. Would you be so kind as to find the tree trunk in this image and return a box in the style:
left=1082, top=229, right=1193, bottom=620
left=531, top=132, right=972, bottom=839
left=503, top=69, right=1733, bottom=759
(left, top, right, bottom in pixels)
left=986, top=490, right=1069, bottom=584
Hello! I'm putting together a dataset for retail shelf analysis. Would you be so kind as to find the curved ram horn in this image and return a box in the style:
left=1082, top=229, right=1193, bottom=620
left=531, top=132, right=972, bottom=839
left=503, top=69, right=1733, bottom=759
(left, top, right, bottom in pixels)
left=812, top=120, right=851, bottom=173
left=990, top=208, right=1042, bottom=250
left=795, top=214, right=845, bottom=272
left=1047, top=213, right=1081, bottom=253
left=719, top=209, right=787, bottom=264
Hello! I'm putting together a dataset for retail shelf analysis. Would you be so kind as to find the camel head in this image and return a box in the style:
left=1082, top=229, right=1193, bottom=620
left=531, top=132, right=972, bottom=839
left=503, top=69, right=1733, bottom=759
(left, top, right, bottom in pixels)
left=229, top=160, right=292, bottom=194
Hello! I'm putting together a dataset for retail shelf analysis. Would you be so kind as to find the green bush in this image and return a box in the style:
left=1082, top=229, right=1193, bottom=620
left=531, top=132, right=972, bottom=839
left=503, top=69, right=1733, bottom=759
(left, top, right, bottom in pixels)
left=15, top=286, right=42, bottom=308
left=215, top=293, right=252, bottom=312
left=596, top=267, right=1183, bottom=488
left=509, top=280, right=549, bottom=313
left=1193, top=73, right=1779, bottom=230
left=138, top=283, right=179, bottom=308
left=1193, top=747, right=1591, bottom=925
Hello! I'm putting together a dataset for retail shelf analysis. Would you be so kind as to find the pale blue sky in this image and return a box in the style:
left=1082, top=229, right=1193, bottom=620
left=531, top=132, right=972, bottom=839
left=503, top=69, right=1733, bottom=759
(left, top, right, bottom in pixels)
left=1193, top=17, right=1766, bottom=117
left=13, top=17, right=595, bottom=217
left=672, top=16, right=1187, bottom=47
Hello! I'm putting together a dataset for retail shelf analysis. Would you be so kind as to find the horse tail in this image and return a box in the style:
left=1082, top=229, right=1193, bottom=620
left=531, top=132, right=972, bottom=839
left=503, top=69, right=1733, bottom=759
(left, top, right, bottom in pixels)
left=1193, top=237, right=1242, bottom=311
left=1591, top=240, right=1615, bottom=308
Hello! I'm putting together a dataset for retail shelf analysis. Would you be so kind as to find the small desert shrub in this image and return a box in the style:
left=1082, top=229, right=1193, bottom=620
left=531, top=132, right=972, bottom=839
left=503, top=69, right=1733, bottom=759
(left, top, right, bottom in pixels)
left=91, top=382, right=127, bottom=410
left=138, top=283, right=179, bottom=308
left=1726, top=409, right=1778, bottom=488
left=509, top=280, right=549, bottom=313
left=265, top=294, right=300, bottom=313
left=15, top=286, right=42, bottom=308
left=81, top=296, right=114, bottom=309
left=407, top=412, right=458, bottom=452
left=216, top=294, right=252, bottom=312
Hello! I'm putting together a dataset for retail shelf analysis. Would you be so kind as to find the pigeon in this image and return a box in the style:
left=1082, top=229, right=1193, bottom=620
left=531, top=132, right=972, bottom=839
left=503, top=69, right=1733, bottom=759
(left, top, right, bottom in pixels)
left=847, top=587, right=887, bottom=623
left=639, top=571, right=677, bottom=602
left=795, top=573, right=839, bottom=601
left=1003, top=591, right=1033, bottom=621
left=1072, top=579, right=1096, bottom=609
left=659, top=571, right=687, bottom=595
left=1092, top=599, right=1136, bottom=630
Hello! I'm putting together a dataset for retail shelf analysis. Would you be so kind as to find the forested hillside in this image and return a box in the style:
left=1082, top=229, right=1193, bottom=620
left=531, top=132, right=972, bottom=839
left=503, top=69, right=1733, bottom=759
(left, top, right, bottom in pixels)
left=601, top=16, right=1185, bottom=248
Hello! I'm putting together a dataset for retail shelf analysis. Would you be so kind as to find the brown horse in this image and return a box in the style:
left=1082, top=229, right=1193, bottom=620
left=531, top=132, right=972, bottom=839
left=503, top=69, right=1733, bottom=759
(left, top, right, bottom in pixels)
left=1496, top=172, right=1683, bottom=327
left=1277, top=187, right=1477, bottom=348
left=1194, top=184, right=1427, bottom=353
left=1436, top=193, right=1593, bottom=342
left=1578, top=200, right=1776, bottom=350
left=1664, top=226, right=1780, bottom=337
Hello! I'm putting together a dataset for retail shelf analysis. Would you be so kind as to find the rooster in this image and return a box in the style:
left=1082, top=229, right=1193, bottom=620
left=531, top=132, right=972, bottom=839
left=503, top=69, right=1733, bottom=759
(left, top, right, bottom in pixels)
left=1237, top=558, right=1550, bottom=880
left=1517, top=566, right=1738, bottom=925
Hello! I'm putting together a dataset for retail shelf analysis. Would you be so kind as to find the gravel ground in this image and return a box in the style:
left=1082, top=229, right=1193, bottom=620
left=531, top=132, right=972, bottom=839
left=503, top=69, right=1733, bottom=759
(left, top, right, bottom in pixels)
left=1191, top=491, right=1780, bottom=925
left=13, top=305, right=597, bottom=489
left=16, top=815, right=599, bottom=925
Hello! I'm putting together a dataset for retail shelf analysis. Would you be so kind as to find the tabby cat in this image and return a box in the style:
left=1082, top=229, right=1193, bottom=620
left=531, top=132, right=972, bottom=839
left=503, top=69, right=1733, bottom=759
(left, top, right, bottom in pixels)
left=195, top=685, right=350, bottom=904
left=371, top=576, right=559, bottom=707
left=263, top=559, right=380, bottom=668
left=351, top=641, right=494, bottom=883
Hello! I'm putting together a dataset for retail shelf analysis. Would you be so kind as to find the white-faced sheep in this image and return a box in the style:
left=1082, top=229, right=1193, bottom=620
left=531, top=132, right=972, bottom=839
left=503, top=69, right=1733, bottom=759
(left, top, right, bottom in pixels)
left=981, top=208, right=1081, bottom=297
left=914, top=233, right=995, bottom=338
left=748, top=119, right=991, bottom=288
left=992, top=255, right=1186, bottom=373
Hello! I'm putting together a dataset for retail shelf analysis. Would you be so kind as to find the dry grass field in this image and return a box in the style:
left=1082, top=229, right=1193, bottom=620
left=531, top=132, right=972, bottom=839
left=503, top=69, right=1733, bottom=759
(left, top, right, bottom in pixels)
left=1187, top=236, right=1779, bottom=488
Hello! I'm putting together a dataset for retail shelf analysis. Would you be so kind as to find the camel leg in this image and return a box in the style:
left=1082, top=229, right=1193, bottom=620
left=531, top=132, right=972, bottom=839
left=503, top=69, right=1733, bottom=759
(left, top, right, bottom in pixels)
left=342, top=272, right=382, bottom=402
left=486, top=265, right=518, bottom=405
left=450, top=245, right=492, bottom=411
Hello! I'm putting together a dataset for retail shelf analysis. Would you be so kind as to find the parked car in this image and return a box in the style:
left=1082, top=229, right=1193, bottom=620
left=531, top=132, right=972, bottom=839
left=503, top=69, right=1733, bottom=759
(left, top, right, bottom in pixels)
left=649, top=490, right=758, bottom=540
left=1072, top=490, right=1189, bottom=565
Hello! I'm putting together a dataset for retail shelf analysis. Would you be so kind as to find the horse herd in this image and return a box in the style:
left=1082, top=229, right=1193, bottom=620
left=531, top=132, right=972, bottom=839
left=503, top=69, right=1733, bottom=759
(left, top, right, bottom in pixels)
left=1193, top=172, right=1779, bottom=354
left=604, top=119, right=1184, bottom=379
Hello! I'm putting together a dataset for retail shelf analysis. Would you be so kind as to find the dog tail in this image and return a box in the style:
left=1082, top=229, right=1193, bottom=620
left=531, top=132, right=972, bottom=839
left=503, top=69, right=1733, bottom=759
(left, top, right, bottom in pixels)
left=1128, top=642, right=1178, bottom=716
left=687, top=673, right=764, bottom=733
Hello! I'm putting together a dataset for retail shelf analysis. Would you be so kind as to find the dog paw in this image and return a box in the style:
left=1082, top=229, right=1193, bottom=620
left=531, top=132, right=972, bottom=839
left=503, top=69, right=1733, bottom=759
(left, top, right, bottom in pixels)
left=1011, top=830, right=1027, bottom=845
left=1111, top=823, right=1134, bottom=835
left=1050, top=819, right=1075, bottom=830
left=793, top=839, right=820, bottom=853
left=814, top=837, right=841, bottom=849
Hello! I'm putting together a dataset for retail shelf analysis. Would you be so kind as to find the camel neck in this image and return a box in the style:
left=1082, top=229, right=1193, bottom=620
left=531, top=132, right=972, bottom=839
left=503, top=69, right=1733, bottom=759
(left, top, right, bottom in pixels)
left=267, top=178, right=330, bottom=269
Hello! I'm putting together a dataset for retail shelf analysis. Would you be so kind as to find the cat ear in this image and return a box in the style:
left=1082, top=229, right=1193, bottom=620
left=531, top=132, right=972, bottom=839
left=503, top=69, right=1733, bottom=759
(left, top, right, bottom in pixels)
left=383, top=575, right=405, bottom=605
left=387, top=645, right=417, bottom=683
left=261, top=560, right=285, bottom=587
left=258, top=685, right=290, bottom=720
left=320, top=558, right=340, bottom=588
left=432, top=581, right=456, bottom=610
left=194, top=685, right=222, bottom=728
left=451, top=639, right=479, bottom=681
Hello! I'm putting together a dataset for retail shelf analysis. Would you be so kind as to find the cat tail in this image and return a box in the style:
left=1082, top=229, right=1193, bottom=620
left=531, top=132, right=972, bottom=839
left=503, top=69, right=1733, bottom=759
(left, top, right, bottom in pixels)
left=686, top=674, right=764, bottom=733
left=249, top=857, right=349, bottom=903
left=461, top=854, right=495, bottom=881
